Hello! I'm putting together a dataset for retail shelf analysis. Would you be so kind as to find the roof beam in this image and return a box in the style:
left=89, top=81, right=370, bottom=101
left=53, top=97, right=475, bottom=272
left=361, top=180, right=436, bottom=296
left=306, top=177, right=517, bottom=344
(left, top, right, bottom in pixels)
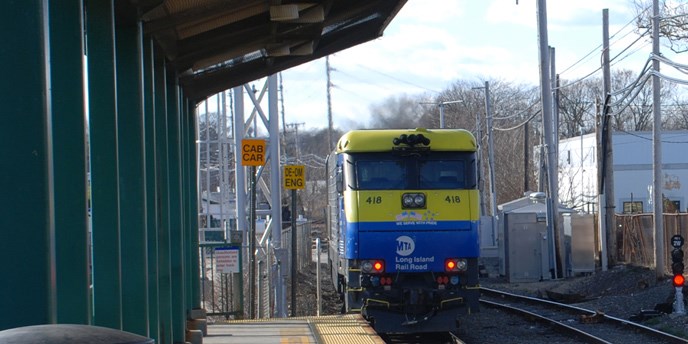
left=181, top=17, right=383, bottom=102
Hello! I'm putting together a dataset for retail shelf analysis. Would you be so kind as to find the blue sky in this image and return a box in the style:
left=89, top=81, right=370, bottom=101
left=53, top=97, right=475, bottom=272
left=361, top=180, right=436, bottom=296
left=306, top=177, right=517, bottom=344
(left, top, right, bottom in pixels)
left=205, top=1, right=682, bottom=131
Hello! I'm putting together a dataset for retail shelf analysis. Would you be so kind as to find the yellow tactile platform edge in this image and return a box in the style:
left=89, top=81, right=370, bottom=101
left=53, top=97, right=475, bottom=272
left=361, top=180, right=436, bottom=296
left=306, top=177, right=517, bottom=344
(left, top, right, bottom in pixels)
left=307, top=314, right=385, bottom=344
left=218, top=314, right=385, bottom=344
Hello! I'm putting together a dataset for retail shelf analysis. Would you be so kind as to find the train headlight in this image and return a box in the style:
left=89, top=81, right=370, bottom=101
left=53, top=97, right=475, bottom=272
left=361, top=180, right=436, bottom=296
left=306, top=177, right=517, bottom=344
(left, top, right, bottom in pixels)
left=361, top=261, right=373, bottom=273
left=402, top=193, right=426, bottom=209
left=402, top=194, right=415, bottom=207
left=413, top=194, right=425, bottom=207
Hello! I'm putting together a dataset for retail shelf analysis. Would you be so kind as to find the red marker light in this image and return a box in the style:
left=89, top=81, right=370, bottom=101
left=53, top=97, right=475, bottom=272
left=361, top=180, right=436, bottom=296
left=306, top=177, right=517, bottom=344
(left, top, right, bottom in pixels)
left=374, top=261, right=383, bottom=271
left=674, top=274, right=685, bottom=287
left=447, top=260, right=456, bottom=270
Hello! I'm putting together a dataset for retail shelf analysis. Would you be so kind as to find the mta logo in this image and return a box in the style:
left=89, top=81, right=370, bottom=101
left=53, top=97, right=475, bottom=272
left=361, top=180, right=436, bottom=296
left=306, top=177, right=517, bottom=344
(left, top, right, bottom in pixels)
left=396, top=236, right=415, bottom=256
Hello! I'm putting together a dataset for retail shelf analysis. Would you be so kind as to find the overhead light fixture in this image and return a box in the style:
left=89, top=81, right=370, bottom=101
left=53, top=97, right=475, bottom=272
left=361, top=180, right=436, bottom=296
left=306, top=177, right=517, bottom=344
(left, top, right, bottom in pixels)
left=270, top=5, right=299, bottom=21
left=270, top=4, right=323, bottom=23
left=290, top=42, right=314, bottom=56
left=295, top=5, right=324, bottom=23
left=266, top=44, right=290, bottom=57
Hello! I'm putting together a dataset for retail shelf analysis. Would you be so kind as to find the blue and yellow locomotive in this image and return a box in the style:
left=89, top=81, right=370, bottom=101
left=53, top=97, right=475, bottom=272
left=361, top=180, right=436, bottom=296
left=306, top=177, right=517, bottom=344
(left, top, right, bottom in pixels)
left=326, top=128, right=481, bottom=333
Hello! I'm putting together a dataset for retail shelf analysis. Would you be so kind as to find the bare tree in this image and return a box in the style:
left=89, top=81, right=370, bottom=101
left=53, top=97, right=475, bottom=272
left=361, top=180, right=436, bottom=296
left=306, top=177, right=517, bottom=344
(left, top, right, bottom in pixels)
left=489, top=81, right=540, bottom=203
left=291, top=128, right=343, bottom=222
left=558, top=78, right=599, bottom=138
left=635, top=0, right=688, bottom=53
left=436, top=79, right=541, bottom=204
left=664, top=92, right=688, bottom=129
left=609, top=69, right=677, bottom=131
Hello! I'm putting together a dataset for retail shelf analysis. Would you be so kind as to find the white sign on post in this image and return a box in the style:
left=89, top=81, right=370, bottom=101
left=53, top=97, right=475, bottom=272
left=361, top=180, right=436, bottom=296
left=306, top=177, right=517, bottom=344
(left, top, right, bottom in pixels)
left=215, top=247, right=239, bottom=273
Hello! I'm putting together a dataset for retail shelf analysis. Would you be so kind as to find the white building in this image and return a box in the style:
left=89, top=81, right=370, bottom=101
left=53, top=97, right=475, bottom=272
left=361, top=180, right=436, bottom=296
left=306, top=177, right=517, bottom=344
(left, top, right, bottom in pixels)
left=558, top=130, right=688, bottom=214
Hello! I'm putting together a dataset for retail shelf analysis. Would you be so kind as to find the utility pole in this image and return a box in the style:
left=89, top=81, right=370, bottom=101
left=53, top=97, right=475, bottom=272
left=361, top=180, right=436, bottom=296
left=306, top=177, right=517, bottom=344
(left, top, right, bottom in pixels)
left=420, top=100, right=463, bottom=129
left=286, top=122, right=305, bottom=161
left=536, top=0, right=559, bottom=279
left=595, top=97, right=606, bottom=268
left=550, top=46, right=564, bottom=278
left=524, top=120, right=530, bottom=193
left=279, top=73, right=289, bottom=162
left=476, top=111, right=488, bottom=216
left=326, top=57, right=334, bottom=152
left=484, top=82, right=498, bottom=247
left=602, top=9, right=616, bottom=267
left=651, top=0, right=664, bottom=279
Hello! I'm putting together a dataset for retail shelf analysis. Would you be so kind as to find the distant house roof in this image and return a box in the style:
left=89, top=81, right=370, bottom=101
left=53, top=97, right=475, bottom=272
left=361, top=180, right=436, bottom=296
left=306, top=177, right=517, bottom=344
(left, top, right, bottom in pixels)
left=499, top=192, right=573, bottom=214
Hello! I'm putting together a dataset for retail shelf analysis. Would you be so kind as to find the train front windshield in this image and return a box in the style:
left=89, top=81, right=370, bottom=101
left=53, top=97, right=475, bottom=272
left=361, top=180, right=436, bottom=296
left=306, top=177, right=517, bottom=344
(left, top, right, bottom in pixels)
left=347, top=152, right=477, bottom=190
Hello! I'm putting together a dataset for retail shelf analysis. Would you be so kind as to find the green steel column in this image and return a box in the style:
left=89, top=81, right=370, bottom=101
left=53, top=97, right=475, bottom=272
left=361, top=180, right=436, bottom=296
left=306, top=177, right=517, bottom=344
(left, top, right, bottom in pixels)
left=114, top=1, right=148, bottom=336
left=185, top=100, right=202, bottom=310
left=166, top=70, right=186, bottom=343
left=85, top=0, right=123, bottom=329
left=0, top=0, right=52, bottom=330
left=49, top=0, right=90, bottom=325
left=143, top=39, right=160, bottom=343
left=154, top=49, right=173, bottom=344
left=181, top=98, right=192, bottom=312
left=190, top=104, right=201, bottom=310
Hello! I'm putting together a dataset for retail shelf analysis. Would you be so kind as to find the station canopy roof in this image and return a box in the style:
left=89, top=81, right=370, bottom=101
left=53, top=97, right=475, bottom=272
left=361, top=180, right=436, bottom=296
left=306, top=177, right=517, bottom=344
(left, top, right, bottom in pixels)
left=133, top=0, right=407, bottom=103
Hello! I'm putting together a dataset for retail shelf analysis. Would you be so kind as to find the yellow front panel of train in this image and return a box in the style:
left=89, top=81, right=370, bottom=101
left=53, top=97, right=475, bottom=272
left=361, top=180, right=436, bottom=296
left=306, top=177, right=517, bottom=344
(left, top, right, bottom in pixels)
left=345, top=190, right=480, bottom=224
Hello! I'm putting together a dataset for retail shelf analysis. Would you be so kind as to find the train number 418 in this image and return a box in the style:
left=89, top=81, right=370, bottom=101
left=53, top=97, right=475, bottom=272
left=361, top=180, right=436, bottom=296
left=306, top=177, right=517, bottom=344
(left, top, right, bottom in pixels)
left=445, top=195, right=461, bottom=203
left=365, top=196, right=382, bottom=204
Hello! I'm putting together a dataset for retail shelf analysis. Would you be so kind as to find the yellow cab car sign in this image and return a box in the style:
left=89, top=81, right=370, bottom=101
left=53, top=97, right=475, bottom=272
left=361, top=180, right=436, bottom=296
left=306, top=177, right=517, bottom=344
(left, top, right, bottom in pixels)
left=241, top=139, right=266, bottom=166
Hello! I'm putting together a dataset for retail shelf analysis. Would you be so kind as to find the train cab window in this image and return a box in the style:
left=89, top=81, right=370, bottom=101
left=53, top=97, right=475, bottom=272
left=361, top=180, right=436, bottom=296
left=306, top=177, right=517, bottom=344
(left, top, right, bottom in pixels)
left=335, top=166, right=343, bottom=193
left=419, top=160, right=465, bottom=189
left=356, top=160, right=406, bottom=190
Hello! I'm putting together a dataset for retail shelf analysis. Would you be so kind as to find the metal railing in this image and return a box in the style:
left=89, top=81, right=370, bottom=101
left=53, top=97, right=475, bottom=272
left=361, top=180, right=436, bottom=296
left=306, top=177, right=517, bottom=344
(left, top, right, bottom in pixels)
left=199, top=219, right=319, bottom=320
left=199, top=243, right=244, bottom=321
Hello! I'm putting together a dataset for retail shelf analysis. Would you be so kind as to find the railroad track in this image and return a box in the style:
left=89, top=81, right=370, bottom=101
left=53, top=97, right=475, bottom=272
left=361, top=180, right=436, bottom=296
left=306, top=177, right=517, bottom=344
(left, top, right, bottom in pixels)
left=480, top=286, right=688, bottom=344
left=379, top=331, right=462, bottom=344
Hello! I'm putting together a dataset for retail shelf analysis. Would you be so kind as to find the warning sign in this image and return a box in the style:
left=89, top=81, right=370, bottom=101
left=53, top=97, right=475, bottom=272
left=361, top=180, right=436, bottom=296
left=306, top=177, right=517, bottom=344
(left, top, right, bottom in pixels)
left=284, top=165, right=305, bottom=190
left=241, top=139, right=266, bottom=166
left=215, top=247, right=240, bottom=273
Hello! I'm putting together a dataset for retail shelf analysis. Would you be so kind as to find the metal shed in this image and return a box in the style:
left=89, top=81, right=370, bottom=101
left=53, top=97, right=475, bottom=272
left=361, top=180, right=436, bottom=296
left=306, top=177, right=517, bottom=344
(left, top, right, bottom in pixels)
left=497, top=193, right=590, bottom=282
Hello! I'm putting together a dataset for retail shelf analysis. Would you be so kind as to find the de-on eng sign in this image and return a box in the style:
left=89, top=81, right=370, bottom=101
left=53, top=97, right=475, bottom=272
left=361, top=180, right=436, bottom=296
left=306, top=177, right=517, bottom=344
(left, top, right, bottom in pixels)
left=283, top=165, right=305, bottom=190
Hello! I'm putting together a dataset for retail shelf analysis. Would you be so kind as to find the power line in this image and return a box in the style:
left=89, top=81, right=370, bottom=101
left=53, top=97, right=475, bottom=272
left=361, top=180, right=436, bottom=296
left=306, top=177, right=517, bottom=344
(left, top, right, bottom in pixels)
left=352, top=63, right=441, bottom=94
left=615, top=128, right=688, bottom=143
left=557, top=29, right=651, bottom=91
left=559, top=7, right=649, bottom=77
left=492, top=99, right=540, bottom=120
left=494, top=109, right=541, bottom=131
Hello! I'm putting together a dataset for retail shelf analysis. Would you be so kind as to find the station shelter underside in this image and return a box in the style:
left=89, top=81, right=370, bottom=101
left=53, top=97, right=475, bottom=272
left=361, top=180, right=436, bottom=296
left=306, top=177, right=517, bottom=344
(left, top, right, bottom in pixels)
left=0, top=1, right=405, bottom=343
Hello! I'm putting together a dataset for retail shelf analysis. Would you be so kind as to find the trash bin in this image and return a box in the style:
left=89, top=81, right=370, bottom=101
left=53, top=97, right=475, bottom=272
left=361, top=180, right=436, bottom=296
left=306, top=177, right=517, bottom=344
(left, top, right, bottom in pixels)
left=0, top=324, right=154, bottom=344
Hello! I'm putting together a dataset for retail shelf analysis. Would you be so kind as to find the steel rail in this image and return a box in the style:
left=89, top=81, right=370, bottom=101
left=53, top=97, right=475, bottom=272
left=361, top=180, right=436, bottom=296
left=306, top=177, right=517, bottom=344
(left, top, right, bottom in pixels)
left=480, top=286, right=688, bottom=344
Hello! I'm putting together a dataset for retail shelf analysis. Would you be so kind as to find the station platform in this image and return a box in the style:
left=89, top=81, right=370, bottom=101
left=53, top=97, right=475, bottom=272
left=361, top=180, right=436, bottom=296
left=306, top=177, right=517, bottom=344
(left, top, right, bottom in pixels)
left=204, top=314, right=384, bottom=344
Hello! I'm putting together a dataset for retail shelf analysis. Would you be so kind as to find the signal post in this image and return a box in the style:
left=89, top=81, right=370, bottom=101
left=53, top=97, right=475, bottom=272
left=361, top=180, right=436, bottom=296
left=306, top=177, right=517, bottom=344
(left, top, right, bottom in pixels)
left=671, top=234, right=685, bottom=315
left=284, top=165, right=305, bottom=316
left=241, top=138, right=266, bottom=319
